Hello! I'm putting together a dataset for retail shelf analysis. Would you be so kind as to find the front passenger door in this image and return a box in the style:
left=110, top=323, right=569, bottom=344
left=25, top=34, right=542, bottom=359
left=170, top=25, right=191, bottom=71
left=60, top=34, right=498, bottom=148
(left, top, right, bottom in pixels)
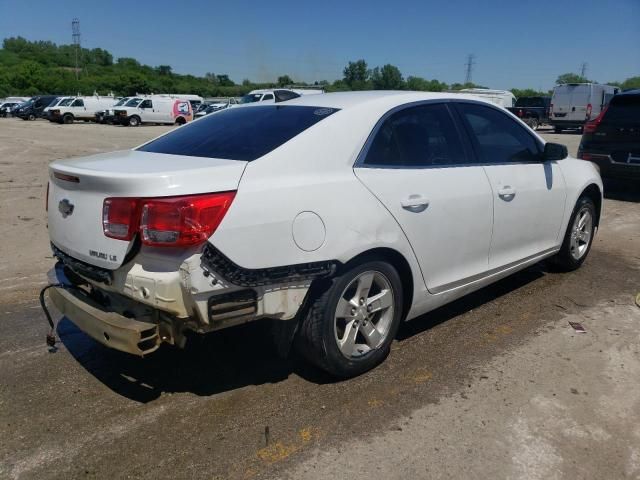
left=354, top=103, right=494, bottom=293
left=454, top=102, right=566, bottom=269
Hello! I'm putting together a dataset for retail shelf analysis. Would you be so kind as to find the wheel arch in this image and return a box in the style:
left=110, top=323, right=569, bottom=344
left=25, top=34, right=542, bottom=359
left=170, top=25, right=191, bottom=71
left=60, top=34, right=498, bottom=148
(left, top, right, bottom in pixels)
left=340, top=247, right=414, bottom=321
left=581, top=183, right=602, bottom=227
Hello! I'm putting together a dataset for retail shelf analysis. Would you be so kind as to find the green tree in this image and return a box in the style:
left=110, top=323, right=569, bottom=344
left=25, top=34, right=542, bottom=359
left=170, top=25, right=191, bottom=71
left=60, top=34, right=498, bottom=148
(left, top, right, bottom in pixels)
left=621, top=76, right=640, bottom=90
left=555, top=73, right=590, bottom=85
left=342, top=59, right=370, bottom=90
left=371, top=64, right=404, bottom=90
left=277, top=74, right=294, bottom=87
left=156, top=65, right=172, bottom=76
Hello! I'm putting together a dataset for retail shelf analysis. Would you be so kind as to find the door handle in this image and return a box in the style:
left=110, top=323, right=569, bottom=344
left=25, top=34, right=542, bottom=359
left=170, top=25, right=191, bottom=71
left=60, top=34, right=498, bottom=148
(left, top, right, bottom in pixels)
left=401, top=195, right=430, bottom=212
left=498, top=186, right=516, bottom=200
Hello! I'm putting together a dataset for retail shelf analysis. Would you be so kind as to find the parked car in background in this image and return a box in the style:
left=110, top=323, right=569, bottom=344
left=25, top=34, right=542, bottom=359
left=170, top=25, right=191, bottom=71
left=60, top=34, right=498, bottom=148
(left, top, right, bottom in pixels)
left=458, top=88, right=516, bottom=108
left=550, top=83, right=619, bottom=132
left=238, top=88, right=323, bottom=105
left=48, top=94, right=118, bottom=124
left=0, top=96, right=30, bottom=117
left=506, top=96, right=551, bottom=130
left=195, top=98, right=239, bottom=117
left=45, top=91, right=602, bottom=378
left=0, top=101, right=25, bottom=117
left=15, top=95, right=59, bottom=120
left=578, top=89, right=640, bottom=180
left=95, top=97, right=133, bottom=124
left=113, top=95, right=193, bottom=126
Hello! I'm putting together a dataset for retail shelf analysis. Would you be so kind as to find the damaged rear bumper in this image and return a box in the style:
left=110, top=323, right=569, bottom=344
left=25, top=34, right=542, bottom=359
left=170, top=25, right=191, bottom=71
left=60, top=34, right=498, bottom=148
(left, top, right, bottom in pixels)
left=49, top=285, right=161, bottom=356
left=49, top=268, right=162, bottom=356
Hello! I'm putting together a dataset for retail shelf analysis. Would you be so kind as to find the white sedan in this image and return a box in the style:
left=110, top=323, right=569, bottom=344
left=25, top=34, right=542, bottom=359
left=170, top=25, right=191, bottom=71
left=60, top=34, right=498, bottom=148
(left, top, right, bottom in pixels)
left=46, top=91, right=602, bottom=377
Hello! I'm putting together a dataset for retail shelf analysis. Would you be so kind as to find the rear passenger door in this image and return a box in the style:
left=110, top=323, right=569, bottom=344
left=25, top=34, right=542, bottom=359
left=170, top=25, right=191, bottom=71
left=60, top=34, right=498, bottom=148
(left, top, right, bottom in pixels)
left=354, top=102, right=494, bottom=293
left=454, top=102, right=566, bottom=270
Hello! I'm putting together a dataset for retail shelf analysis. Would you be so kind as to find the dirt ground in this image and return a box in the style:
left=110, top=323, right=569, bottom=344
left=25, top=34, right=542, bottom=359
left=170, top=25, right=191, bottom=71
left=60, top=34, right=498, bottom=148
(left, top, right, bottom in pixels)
left=0, top=119, right=639, bottom=479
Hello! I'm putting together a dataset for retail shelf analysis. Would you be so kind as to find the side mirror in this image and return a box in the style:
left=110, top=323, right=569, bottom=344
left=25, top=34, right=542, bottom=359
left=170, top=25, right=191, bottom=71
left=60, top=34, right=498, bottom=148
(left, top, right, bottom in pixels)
left=543, top=142, right=568, bottom=161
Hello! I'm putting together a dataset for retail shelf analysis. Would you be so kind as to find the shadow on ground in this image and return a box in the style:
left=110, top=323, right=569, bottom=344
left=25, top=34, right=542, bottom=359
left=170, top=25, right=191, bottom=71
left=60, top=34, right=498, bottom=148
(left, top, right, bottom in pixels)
left=603, top=178, right=640, bottom=202
left=58, top=262, right=549, bottom=403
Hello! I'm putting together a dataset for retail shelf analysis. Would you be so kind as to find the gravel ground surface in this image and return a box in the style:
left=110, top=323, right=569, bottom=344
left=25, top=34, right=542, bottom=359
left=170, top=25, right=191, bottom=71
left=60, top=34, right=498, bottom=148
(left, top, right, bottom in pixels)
left=0, top=119, right=638, bottom=479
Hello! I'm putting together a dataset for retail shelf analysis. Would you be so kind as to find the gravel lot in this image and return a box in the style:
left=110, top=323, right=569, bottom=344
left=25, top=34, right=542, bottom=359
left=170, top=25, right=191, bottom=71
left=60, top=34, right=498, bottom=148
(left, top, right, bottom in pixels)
left=0, top=119, right=638, bottom=480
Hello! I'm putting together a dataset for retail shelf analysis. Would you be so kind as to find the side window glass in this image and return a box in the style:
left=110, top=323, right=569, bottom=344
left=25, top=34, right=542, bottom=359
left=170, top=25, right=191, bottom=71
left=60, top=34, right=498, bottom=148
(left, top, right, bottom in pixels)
left=364, top=104, right=465, bottom=167
left=72, top=99, right=84, bottom=107
left=262, top=94, right=274, bottom=101
left=140, top=100, right=152, bottom=109
left=457, top=103, right=541, bottom=163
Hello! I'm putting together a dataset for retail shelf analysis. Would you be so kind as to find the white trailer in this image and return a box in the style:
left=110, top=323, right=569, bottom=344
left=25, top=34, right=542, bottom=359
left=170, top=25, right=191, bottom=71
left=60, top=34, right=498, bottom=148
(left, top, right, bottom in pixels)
left=458, top=88, right=516, bottom=108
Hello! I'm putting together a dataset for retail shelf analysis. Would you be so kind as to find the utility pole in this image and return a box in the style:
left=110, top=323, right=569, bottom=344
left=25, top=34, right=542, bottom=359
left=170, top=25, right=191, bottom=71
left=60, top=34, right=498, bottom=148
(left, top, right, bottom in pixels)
left=580, top=62, right=588, bottom=79
left=72, top=18, right=81, bottom=81
left=465, top=54, right=475, bottom=84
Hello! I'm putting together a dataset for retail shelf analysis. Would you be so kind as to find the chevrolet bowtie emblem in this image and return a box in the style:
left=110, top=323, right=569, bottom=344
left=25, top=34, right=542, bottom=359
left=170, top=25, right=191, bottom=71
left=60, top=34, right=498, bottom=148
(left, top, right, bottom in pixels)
left=58, top=199, right=74, bottom=218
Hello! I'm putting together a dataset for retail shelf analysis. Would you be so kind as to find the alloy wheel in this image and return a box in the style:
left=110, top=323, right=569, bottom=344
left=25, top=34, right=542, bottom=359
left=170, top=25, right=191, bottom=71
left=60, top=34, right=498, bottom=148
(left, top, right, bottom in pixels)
left=569, top=206, right=593, bottom=260
left=334, top=270, right=395, bottom=358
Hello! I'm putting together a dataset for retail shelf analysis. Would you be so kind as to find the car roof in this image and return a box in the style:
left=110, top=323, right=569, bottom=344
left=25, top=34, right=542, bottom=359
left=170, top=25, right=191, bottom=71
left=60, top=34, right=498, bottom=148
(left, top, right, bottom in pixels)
left=275, top=90, right=493, bottom=110
left=616, top=89, right=640, bottom=97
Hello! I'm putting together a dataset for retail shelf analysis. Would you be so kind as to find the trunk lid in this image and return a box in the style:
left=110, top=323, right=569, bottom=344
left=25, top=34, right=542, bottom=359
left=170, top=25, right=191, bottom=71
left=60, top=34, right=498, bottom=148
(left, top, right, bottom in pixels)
left=48, top=150, right=247, bottom=269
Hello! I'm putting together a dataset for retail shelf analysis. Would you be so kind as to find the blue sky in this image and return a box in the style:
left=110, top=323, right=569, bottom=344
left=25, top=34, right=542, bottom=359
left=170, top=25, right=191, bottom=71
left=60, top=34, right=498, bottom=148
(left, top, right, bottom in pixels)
left=1, top=0, right=638, bottom=89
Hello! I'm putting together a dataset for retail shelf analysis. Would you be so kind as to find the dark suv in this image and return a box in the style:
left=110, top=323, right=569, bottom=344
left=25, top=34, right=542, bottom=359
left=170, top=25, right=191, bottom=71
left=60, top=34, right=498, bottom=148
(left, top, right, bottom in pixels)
left=578, top=90, right=640, bottom=180
left=15, top=95, right=58, bottom=120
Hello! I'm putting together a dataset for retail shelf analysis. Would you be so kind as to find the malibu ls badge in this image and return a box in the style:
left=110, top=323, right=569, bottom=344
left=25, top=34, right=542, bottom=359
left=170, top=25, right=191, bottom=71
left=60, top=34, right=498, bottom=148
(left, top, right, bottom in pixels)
left=58, top=199, right=74, bottom=218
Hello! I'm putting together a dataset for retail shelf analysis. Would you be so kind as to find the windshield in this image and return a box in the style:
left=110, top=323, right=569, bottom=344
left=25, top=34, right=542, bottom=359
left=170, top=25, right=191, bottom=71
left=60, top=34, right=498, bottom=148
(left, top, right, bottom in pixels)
left=114, top=98, right=128, bottom=106
left=58, top=98, right=74, bottom=107
left=238, top=93, right=263, bottom=104
left=138, top=105, right=338, bottom=161
left=47, top=97, right=62, bottom=107
left=124, top=97, right=143, bottom=107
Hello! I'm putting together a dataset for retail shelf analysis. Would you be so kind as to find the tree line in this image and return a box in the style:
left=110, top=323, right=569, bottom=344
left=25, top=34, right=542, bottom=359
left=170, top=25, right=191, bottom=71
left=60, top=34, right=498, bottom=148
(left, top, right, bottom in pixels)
left=1, top=37, right=638, bottom=99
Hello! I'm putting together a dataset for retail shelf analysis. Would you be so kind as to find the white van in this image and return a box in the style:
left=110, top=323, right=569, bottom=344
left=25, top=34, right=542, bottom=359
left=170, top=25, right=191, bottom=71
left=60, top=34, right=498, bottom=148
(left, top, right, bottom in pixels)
left=44, top=97, right=74, bottom=119
left=49, top=95, right=119, bottom=124
left=114, top=95, right=193, bottom=126
left=550, top=83, right=619, bottom=132
left=458, top=88, right=516, bottom=108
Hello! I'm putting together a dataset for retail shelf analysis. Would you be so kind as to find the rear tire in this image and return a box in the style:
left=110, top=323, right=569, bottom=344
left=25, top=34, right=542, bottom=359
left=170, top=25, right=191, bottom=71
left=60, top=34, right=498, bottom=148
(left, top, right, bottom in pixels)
left=175, top=116, right=186, bottom=125
left=554, top=126, right=563, bottom=133
left=528, top=118, right=539, bottom=130
left=296, top=259, right=403, bottom=378
left=553, top=196, right=596, bottom=271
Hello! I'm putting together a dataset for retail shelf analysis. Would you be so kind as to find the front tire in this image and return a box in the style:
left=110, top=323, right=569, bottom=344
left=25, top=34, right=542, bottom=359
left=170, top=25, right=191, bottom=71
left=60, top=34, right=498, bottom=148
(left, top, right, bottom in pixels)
left=128, top=115, right=140, bottom=127
left=63, top=114, right=74, bottom=125
left=554, top=196, right=596, bottom=271
left=28, top=114, right=36, bottom=121
left=296, top=259, right=403, bottom=378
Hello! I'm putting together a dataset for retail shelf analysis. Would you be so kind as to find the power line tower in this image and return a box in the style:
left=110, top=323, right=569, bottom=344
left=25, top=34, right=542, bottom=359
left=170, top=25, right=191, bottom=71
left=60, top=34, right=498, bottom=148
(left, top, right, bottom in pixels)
left=465, top=54, right=476, bottom=84
left=579, top=62, right=588, bottom=79
left=72, top=18, right=81, bottom=80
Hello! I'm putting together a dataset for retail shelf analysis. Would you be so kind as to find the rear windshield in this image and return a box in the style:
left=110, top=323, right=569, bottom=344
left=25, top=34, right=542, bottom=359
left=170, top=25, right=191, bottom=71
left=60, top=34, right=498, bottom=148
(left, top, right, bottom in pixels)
left=137, top=105, right=338, bottom=161
left=603, top=95, right=640, bottom=124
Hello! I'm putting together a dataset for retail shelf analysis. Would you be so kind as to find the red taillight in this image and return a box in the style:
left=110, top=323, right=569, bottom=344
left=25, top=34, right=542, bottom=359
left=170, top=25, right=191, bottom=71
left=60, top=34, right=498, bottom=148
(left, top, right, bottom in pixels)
left=102, top=192, right=236, bottom=246
left=583, top=105, right=608, bottom=134
left=586, top=103, right=592, bottom=120
left=517, top=109, right=523, bottom=117
left=103, top=198, right=139, bottom=240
